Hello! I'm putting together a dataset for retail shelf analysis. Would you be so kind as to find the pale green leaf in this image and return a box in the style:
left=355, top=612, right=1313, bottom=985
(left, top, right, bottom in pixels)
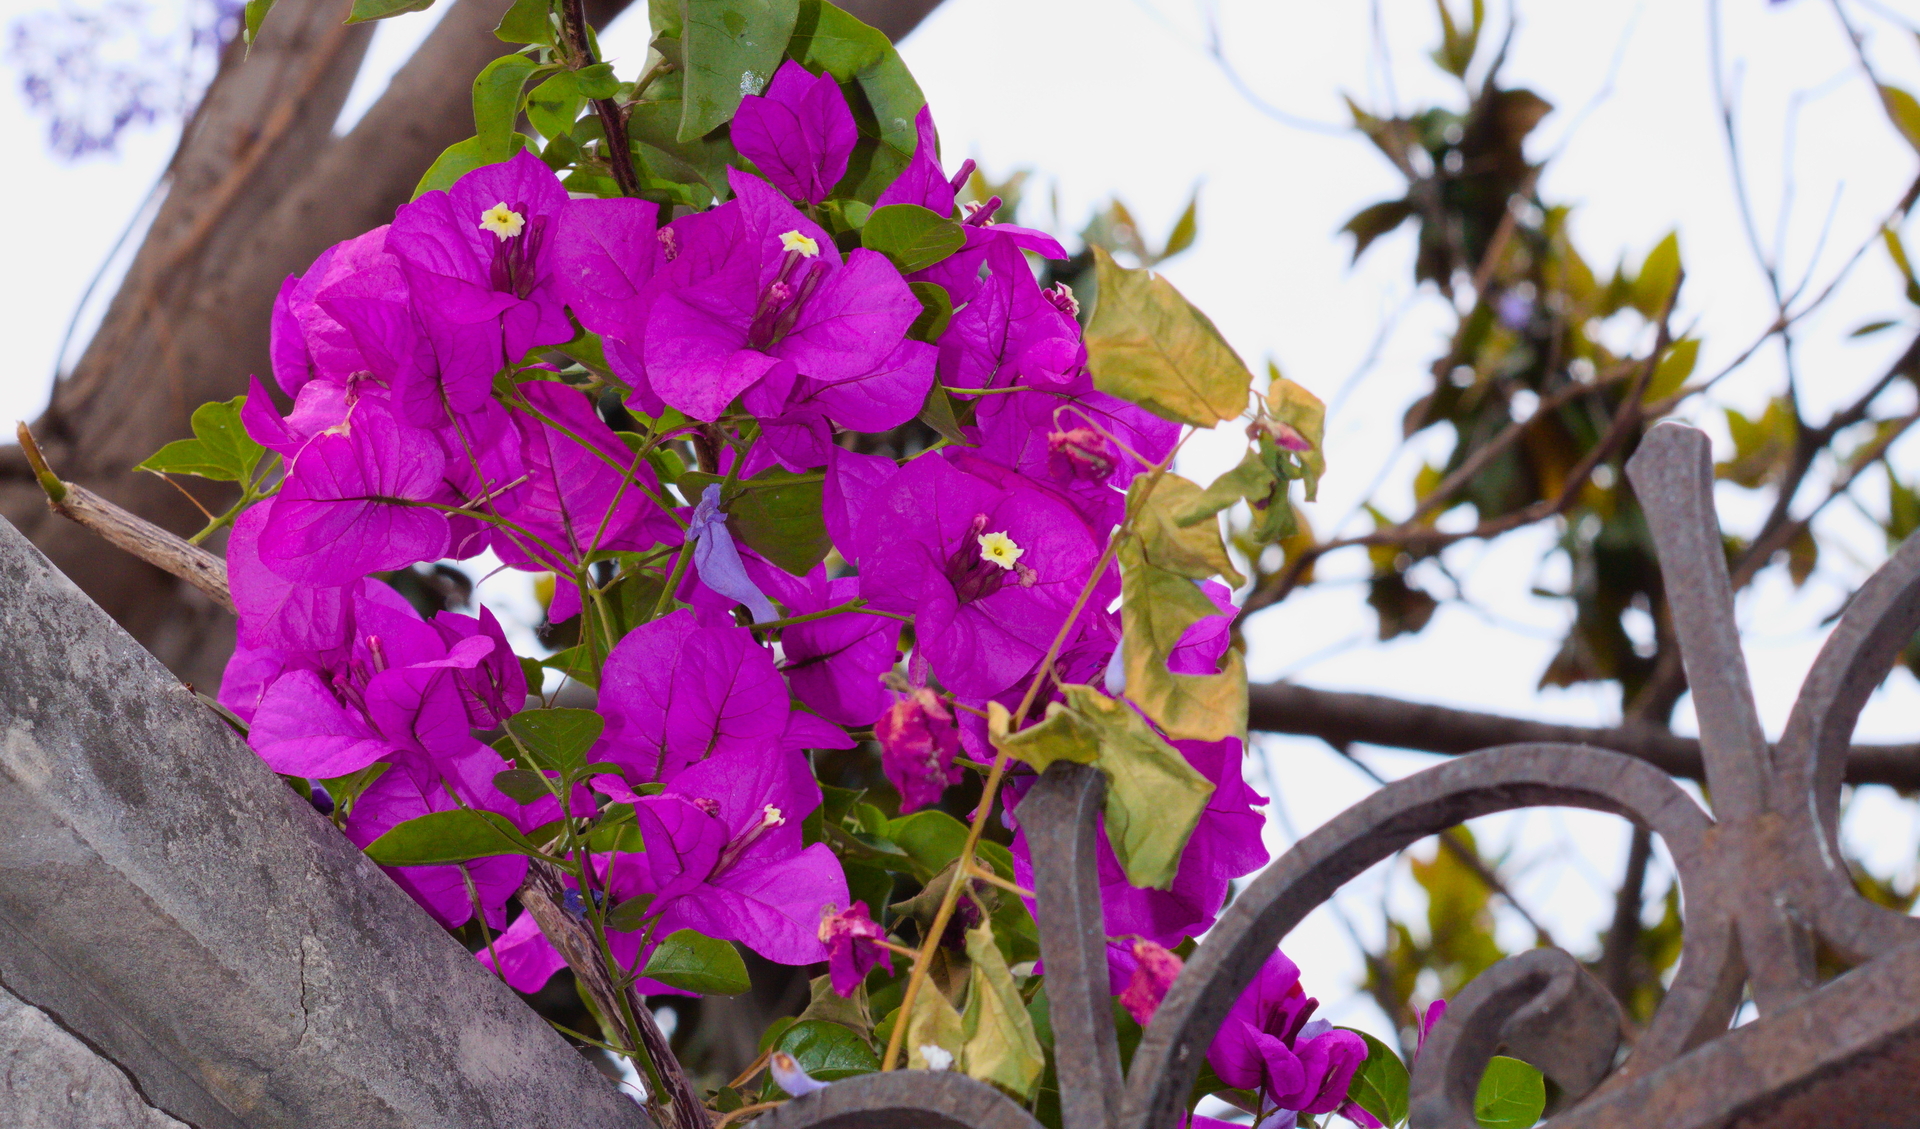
left=363, top=809, right=547, bottom=866
left=862, top=203, right=965, bottom=273
left=136, top=395, right=265, bottom=483
left=347, top=0, right=435, bottom=24
left=1475, top=1055, right=1546, bottom=1129
left=961, top=923, right=1045, bottom=1099
left=1342, top=1029, right=1411, bottom=1128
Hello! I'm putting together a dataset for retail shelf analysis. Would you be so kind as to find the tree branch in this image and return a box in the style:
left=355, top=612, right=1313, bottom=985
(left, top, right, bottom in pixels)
left=1247, top=681, right=1920, bottom=790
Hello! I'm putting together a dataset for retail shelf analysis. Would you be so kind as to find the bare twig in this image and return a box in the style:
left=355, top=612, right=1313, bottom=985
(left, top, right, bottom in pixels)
left=17, top=423, right=233, bottom=612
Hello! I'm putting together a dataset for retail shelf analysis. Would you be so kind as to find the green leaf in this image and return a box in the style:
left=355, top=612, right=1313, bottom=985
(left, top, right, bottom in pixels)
left=839, top=45, right=924, bottom=200
left=1342, top=198, right=1415, bottom=262
left=1475, top=1055, right=1546, bottom=1129
left=492, top=768, right=553, bottom=804
left=1642, top=337, right=1699, bottom=404
left=961, top=923, right=1045, bottom=1099
left=347, top=0, right=435, bottom=24
left=774, top=1019, right=880, bottom=1086
left=136, top=395, right=266, bottom=483
left=1176, top=447, right=1280, bottom=529
left=677, top=0, right=800, bottom=141
left=641, top=929, right=752, bottom=995
left=1161, top=186, right=1199, bottom=260
left=503, top=708, right=605, bottom=774
left=1086, top=246, right=1253, bottom=428
left=538, top=643, right=601, bottom=689
left=986, top=699, right=1101, bottom=774
left=788, top=0, right=889, bottom=79
left=1881, top=84, right=1920, bottom=154
left=861, top=204, right=966, bottom=273
left=1851, top=319, right=1900, bottom=338
left=243, top=0, right=276, bottom=45
left=916, top=382, right=972, bottom=447
left=474, top=55, right=541, bottom=148
left=678, top=465, right=831, bottom=575
left=884, top=809, right=970, bottom=879
left=628, top=98, right=738, bottom=200
left=1632, top=231, right=1681, bottom=317
left=576, top=61, right=621, bottom=99
left=363, top=809, right=547, bottom=866
left=525, top=69, right=585, bottom=140
left=1342, top=1029, right=1411, bottom=1128
left=414, top=133, right=528, bottom=199
left=907, top=281, right=953, bottom=342
left=495, top=0, right=555, bottom=44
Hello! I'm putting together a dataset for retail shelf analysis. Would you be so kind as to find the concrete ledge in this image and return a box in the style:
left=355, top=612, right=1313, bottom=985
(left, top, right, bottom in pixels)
left=0, top=516, right=653, bottom=1129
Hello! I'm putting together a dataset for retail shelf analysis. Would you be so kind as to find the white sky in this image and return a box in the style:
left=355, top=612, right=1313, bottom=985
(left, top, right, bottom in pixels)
left=11, top=0, right=1920, bottom=1046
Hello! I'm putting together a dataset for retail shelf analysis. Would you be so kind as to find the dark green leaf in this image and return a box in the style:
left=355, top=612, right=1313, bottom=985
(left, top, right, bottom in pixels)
left=1851, top=319, right=1900, bottom=338
left=884, top=809, right=970, bottom=879
left=492, top=768, right=553, bottom=804
left=1342, top=198, right=1415, bottom=262
left=642, top=928, right=751, bottom=995
left=916, top=382, right=971, bottom=446
left=503, top=708, right=605, bottom=773
left=677, top=0, right=800, bottom=141
left=788, top=0, right=888, bottom=79
left=495, top=0, right=555, bottom=44
left=678, top=466, right=831, bottom=575
left=347, top=0, right=435, bottom=24
left=861, top=204, right=965, bottom=273
left=1342, top=1029, right=1410, bottom=1128
left=907, top=281, right=952, bottom=342
left=1475, top=1055, right=1546, bottom=1129
left=518, top=655, right=547, bottom=692
left=136, top=395, right=266, bottom=483
left=525, top=70, right=584, bottom=140
left=773, top=1019, right=879, bottom=1087
left=605, top=891, right=656, bottom=930
left=539, top=644, right=601, bottom=689
left=363, top=809, right=547, bottom=866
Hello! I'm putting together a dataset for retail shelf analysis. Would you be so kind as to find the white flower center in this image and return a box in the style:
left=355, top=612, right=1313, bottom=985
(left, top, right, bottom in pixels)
left=780, top=229, right=820, bottom=257
left=479, top=203, right=525, bottom=241
left=977, top=530, right=1024, bottom=570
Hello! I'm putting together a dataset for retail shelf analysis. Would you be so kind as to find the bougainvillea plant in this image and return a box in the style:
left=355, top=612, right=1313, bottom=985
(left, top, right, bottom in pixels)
left=141, top=1, right=1522, bottom=1126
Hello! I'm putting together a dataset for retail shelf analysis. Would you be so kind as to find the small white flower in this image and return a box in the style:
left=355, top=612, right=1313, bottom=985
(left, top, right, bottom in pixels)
left=479, top=202, right=525, bottom=241
left=977, top=530, right=1024, bottom=570
left=918, top=1044, right=954, bottom=1072
left=780, top=229, right=821, bottom=257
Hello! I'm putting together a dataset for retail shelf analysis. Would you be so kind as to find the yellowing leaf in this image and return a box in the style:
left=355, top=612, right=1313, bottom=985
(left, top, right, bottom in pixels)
left=1642, top=337, right=1699, bottom=405
left=1880, top=84, right=1920, bottom=155
left=1057, top=685, right=1213, bottom=888
left=960, top=923, right=1045, bottom=1098
left=1086, top=246, right=1254, bottom=427
left=1633, top=231, right=1681, bottom=317
left=1118, top=537, right=1248, bottom=744
left=1130, top=472, right=1245, bottom=586
left=986, top=700, right=1100, bottom=772
left=1266, top=368, right=1326, bottom=500
left=903, top=978, right=965, bottom=1072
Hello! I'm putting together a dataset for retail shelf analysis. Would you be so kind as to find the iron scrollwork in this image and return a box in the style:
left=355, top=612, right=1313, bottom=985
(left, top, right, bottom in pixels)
left=765, top=422, right=1920, bottom=1129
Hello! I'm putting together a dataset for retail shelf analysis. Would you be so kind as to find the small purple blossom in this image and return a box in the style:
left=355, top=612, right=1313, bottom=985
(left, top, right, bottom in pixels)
left=731, top=60, right=857, bottom=205
left=818, top=901, right=892, bottom=997
left=874, top=688, right=963, bottom=812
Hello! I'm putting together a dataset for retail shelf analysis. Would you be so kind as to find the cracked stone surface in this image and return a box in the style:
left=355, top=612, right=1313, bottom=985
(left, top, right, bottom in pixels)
left=0, top=517, right=655, bottom=1129
left=0, top=984, right=187, bottom=1128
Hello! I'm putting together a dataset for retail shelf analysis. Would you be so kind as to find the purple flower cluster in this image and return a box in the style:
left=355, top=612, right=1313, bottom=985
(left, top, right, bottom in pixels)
left=213, top=54, right=1274, bottom=1069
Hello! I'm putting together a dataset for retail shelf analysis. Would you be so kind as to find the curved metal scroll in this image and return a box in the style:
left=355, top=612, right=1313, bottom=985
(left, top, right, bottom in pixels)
left=765, top=420, right=1920, bottom=1128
